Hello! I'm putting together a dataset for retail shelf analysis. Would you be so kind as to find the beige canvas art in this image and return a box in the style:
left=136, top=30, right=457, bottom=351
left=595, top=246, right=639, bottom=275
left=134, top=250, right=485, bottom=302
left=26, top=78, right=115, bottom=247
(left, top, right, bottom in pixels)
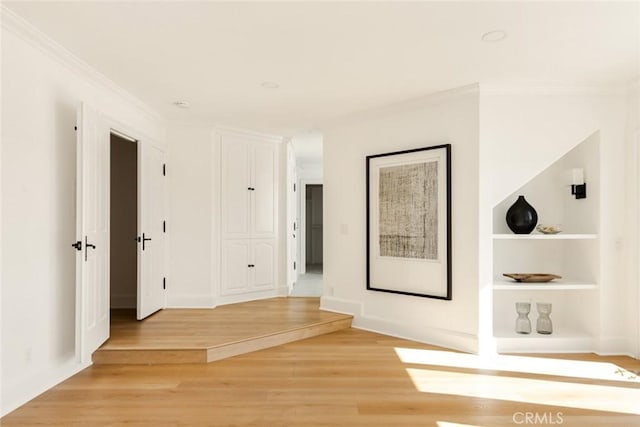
left=378, top=161, right=438, bottom=260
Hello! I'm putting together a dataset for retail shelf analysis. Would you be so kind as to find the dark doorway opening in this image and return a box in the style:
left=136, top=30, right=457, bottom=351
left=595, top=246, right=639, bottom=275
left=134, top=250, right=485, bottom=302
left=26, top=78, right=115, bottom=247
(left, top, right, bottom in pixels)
left=305, top=184, right=323, bottom=273
left=109, top=133, right=137, bottom=315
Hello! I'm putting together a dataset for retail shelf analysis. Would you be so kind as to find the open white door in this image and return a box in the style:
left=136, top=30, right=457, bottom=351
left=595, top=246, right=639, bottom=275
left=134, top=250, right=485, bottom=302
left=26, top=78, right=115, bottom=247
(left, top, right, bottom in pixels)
left=75, top=103, right=110, bottom=363
left=137, top=142, right=165, bottom=319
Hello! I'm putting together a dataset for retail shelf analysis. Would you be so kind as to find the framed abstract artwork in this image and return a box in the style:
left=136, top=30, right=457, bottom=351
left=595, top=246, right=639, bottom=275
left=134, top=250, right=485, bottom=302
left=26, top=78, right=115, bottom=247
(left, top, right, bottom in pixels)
left=366, top=144, right=452, bottom=300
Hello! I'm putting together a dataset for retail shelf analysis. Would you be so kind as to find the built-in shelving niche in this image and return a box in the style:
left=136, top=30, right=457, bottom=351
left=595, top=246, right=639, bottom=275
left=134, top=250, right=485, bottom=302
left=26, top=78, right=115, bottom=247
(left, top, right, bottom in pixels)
left=492, top=131, right=600, bottom=353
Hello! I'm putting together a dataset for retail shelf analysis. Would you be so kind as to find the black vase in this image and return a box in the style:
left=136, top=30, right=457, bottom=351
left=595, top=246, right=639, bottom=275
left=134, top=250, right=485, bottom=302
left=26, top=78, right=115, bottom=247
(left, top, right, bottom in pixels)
left=506, top=196, right=538, bottom=234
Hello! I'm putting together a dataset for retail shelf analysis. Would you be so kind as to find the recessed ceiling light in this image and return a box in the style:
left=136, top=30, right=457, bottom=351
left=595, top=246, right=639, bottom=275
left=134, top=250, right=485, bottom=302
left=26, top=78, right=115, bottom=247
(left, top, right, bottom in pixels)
left=261, top=81, right=280, bottom=89
left=173, top=100, right=190, bottom=109
left=481, top=30, right=507, bottom=42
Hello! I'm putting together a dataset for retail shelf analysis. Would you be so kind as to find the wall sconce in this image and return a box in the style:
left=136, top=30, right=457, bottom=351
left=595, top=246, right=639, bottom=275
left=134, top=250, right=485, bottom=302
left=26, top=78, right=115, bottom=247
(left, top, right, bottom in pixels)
left=569, top=168, right=587, bottom=199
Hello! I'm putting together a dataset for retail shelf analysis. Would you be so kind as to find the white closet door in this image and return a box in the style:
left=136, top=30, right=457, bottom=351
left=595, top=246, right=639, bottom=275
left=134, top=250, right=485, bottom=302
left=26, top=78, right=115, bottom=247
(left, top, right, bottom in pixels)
left=221, top=240, right=251, bottom=295
left=137, top=142, right=165, bottom=320
left=75, top=103, right=109, bottom=362
left=221, top=137, right=251, bottom=239
left=251, top=143, right=276, bottom=238
left=252, top=240, right=275, bottom=290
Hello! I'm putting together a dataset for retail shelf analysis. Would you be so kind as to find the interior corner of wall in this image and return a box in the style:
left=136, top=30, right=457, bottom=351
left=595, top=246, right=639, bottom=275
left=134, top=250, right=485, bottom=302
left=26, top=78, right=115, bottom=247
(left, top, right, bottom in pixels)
left=320, top=296, right=363, bottom=317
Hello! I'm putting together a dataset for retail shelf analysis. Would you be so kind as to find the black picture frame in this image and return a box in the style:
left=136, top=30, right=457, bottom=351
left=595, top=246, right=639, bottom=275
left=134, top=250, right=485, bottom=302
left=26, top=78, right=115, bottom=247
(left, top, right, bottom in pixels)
left=366, top=144, right=452, bottom=300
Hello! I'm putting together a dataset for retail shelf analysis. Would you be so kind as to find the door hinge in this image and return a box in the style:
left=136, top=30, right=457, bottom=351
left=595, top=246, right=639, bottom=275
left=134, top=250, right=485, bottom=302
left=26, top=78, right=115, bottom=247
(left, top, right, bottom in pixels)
left=293, top=183, right=296, bottom=192
left=294, top=261, right=296, bottom=270
left=163, top=220, right=166, bottom=233
left=163, top=164, right=166, bottom=176
left=293, top=222, right=296, bottom=231
left=74, top=126, right=78, bottom=131
left=163, top=277, right=166, bottom=290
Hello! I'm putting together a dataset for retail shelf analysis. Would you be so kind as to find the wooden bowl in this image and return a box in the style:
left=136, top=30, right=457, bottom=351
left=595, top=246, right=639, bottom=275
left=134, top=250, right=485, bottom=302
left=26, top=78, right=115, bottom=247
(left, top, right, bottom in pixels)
left=503, top=273, right=562, bottom=283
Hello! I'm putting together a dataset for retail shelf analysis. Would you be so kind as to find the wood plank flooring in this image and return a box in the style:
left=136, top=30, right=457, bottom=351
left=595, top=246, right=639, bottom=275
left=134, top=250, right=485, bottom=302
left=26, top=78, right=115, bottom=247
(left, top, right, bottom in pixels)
left=93, top=297, right=352, bottom=364
left=3, top=328, right=640, bottom=426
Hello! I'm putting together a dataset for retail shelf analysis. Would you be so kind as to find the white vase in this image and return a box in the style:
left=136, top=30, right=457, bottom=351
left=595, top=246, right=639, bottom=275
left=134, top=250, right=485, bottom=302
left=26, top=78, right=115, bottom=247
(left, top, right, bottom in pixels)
left=536, top=303, right=553, bottom=335
left=515, top=302, right=531, bottom=334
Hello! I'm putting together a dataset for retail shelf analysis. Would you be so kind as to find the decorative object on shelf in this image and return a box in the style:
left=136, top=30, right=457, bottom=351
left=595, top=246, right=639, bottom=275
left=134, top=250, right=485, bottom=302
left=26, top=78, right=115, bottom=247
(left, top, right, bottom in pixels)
left=536, top=224, right=562, bottom=234
left=503, top=273, right=562, bottom=283
left=515, top=302, right=532, bottom=334
left=366, top=144, right=452, bottom=300
left=568, top=168, right=587, bottom=199
left=505, top=195, right=538, bottom=234
left=536, top=303, right=553, bottom=334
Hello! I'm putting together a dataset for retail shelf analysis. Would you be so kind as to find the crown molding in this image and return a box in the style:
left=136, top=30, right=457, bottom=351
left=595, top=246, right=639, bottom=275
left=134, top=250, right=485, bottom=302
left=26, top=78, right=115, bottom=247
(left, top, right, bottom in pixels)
left=1, top=5, right=164, bottom=123
left=479, top=81, right=633, bottom=97
left=212, top=124, right=284, bottom=144
left=317, top=83, right=480, bottom=131
left=166, top=119, right=287, bottom=143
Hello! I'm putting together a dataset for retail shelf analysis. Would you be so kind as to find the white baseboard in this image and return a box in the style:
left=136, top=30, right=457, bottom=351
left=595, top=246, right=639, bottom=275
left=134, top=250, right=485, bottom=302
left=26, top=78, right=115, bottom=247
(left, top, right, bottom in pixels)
left=217, top=289, right=280, bottom=306
left=165, top=294, right=216, bottom=308
left=1, top=358, right=91, bottom=417
left=320, top=296, right=363, bottom=316
left=597, top=337, right=635, bottom=357
left=321, top=296, right=478, bottom=354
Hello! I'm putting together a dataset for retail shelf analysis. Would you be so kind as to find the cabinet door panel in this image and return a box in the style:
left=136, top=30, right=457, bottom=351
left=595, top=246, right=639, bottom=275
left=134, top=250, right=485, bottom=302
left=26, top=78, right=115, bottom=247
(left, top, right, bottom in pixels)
left=221, top=137, right=251, bottom=239
left=252, top=143, right=276, bottom=238
left=221, top=241, right=251, bottom=295
left=252, top=240, right=275, bottom=290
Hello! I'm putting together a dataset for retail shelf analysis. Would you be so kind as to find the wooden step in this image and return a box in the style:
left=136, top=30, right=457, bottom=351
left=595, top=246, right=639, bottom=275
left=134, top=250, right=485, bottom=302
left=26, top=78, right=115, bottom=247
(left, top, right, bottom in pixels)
left=93, top=298, right=352, bottom=365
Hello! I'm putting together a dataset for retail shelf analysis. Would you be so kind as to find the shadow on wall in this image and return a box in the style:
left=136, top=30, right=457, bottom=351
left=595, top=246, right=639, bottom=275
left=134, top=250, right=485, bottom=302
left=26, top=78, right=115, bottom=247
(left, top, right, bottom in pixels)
left=52, top=95, right=79, bottom=359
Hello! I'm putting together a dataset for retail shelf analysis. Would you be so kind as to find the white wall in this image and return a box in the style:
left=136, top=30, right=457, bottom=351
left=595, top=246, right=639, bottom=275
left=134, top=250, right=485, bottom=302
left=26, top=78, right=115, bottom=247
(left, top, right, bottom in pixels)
left=166, top=126, right=287, bottom=307
left=479, top=87, right=630, bottom=355
left=321, top=85, right=480, bottom=353
left=1, top=14, right=165, bottom=415
left=297, top=160, right=323, bottom=181
left=623, top=83, right=640, bottom=358
left=165, top=123, right=215, bottom=307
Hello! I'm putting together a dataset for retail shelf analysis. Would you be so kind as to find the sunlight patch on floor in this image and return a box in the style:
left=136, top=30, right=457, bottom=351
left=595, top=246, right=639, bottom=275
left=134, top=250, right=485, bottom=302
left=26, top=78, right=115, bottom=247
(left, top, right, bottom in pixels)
left=394, top=347, right=639, bottom=383
left=406, top=367, right=640, bottom=415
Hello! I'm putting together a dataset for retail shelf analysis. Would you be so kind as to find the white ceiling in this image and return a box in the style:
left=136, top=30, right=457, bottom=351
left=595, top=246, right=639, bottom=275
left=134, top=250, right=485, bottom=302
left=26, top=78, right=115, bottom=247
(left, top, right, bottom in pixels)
left=5, top=1, right=639, bottom=136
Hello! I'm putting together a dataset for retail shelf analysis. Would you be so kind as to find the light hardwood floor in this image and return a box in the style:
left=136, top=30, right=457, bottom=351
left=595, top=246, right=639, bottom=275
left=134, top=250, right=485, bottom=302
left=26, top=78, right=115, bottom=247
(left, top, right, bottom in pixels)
left=3, top=328, right=639, bottom=426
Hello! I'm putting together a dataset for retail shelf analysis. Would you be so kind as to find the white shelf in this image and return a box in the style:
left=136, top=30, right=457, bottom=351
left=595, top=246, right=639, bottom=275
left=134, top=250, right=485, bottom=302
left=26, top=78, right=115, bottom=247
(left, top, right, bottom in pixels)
left=493, top=280, right=597, bottom=291
left=493, top=233, right=597, bottom=240
left=494, top=329, right=594, bottom=353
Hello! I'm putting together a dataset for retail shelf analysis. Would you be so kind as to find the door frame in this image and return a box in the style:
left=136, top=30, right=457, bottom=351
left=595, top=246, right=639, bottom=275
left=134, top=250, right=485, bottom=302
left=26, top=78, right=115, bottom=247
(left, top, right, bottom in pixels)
left=109, top=128, right=138, bottom=312
left=285, top=140, right=297, bottom=293
left=75, top=113, right=166, bottom=362
left=636, top=130, right=640, bottom=359
left=299, top=179, right=322, bottom=275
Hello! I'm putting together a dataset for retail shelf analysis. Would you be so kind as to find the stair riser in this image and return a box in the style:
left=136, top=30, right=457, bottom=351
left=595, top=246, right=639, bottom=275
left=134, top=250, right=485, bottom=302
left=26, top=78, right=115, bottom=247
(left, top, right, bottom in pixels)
left=93, top=318, right=352, bottom=365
